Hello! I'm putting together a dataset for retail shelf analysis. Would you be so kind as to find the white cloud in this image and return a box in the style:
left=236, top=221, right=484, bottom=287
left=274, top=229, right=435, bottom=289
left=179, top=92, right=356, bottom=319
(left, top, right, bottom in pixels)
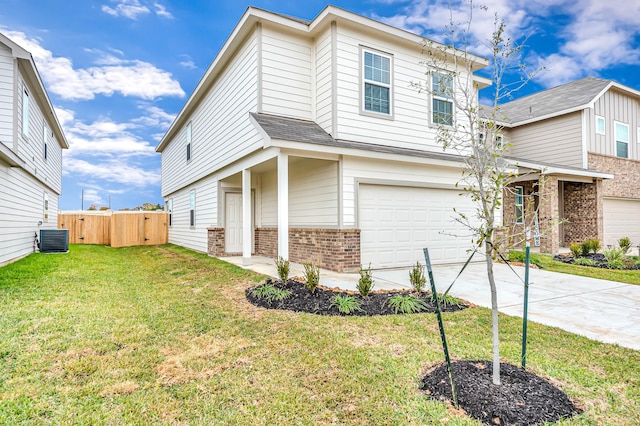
left=3, top=30, right=185, bottom=100
left=179, top=54, right=197, bottom=70
left=132, top=104, right=176, bottom=129
left=64, top=158, right=160, bottom=187
left=80, top=188, right=105, bottom=206
left=102, top=0, right=173, bottom=20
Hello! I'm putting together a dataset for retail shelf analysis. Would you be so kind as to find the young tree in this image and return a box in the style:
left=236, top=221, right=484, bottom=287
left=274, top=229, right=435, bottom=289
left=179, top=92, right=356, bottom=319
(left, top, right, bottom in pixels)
left=418, top=1, right=540, bottom=385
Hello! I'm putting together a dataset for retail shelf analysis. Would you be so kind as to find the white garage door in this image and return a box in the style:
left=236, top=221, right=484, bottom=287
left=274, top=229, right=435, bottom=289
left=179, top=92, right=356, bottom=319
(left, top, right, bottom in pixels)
left=359, top=184, right=477, bottom=269
left=603, top=198, right=640, bottom=247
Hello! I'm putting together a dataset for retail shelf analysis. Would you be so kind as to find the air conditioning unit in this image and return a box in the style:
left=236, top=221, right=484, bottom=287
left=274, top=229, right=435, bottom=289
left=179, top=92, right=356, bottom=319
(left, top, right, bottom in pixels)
left=40, top=229, right=69, bottom=253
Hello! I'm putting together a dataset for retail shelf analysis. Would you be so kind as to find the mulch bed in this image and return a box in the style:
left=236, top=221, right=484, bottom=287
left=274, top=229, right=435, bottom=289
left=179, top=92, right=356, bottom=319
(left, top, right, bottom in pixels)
left=554, top=253, right=640, bottom=270
left=421, top=360, right=580, bottom=425
left=245, top=279, right=468, bottom=316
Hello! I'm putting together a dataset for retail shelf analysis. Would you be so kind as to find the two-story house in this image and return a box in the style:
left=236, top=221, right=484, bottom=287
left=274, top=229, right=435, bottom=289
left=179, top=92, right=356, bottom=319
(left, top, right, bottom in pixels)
left=156, top=6, right=490, bottom=272
left=0, top=33, right=68, bottom=266
left=497, top=77, right=640, bottom=253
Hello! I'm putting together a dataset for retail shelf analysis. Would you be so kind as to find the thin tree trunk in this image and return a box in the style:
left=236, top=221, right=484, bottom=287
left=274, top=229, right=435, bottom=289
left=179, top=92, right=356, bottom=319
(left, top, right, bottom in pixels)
left=486, top=239, right=501, bottom=385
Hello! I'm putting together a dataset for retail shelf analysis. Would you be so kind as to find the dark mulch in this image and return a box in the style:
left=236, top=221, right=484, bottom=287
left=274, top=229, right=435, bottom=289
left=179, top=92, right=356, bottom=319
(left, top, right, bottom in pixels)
left=245, top=279, right=468, bottom=316
left=421, top=360, right=581, bottom=425
left=554, top=253, right=640, bottom=270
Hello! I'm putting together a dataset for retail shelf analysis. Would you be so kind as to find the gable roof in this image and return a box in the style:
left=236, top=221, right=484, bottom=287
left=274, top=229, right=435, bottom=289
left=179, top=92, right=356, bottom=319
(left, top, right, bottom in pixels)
left=0, top=32, right=69, bottom=149
left=156, top=5, right=488, bottom=152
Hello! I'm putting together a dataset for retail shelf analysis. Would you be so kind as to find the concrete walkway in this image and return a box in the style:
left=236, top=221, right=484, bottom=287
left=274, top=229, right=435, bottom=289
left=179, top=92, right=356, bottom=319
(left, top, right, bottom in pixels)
left=220, top=256, right=640, bottom=351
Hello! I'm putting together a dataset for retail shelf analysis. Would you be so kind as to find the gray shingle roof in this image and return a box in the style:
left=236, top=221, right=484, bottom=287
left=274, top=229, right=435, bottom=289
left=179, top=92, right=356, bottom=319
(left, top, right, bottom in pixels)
left=487, top=77, right=612, bottom=125
left=250, top=112, right=465, bottom=163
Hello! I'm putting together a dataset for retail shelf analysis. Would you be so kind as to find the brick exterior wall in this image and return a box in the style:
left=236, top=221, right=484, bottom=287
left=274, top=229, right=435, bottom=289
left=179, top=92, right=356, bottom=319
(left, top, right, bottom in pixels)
left=207, top=227, right=225, bottom=257
left=562, top=182, right=600, bottom=244
left=589, top=153, right=640, bottom=199
left=253, top=227, right=362, bottom=273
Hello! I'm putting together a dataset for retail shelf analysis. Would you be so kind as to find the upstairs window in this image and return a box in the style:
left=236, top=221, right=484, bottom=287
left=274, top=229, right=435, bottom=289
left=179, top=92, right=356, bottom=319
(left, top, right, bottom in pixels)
left=432, top=73, right=453, bottom=126
left=167, top=198, right=173, bottom=227
left=22, top=89, right=30, bottom=136
left=186, top=122, right=192, bottom=161
left=615, top=122, right=629, bottom=158
left=362, top=49, right=391, bottom=115
left=43, top=125, right=49, bottom=160
left=43, top=193, right=49, bottom=222
left=189, top=190, right=195, bottom=228
left=515, top=186, right=524, bottom=224
left=595, top=116, right=605, bottom=134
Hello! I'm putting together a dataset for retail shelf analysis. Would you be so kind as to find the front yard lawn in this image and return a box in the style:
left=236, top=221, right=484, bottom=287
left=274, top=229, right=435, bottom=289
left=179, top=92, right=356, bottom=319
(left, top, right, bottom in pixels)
left=1, top=244, right=639, bottom=424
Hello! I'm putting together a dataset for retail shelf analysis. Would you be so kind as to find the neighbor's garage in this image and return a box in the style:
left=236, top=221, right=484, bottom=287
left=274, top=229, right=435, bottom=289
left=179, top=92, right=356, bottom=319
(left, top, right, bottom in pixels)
left=603, top=198, right=640, bottom=247
left=358, top=184, right=477, bottom=269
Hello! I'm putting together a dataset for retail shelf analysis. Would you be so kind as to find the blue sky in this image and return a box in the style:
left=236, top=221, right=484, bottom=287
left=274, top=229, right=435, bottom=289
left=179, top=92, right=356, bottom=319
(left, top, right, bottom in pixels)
left=2, top=0, right=639, bottom=210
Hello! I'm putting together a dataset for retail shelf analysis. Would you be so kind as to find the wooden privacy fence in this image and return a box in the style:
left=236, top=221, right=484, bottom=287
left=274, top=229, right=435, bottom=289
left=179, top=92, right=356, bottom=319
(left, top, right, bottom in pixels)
left=58, top=211, right=168, bottom=247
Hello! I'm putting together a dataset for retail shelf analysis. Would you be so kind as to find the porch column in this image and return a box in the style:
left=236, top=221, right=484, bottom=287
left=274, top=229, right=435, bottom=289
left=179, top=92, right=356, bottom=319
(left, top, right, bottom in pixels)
left=277, top=153, right=289, bottom=260
left=539, top=175, right=560, bottom=254
left=242, top=168, right=252, bottom=265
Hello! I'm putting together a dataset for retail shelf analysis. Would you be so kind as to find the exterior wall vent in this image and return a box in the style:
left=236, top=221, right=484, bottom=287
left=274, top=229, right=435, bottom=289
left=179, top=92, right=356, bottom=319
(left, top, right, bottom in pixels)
left=40, top=229, right=69, bottom=253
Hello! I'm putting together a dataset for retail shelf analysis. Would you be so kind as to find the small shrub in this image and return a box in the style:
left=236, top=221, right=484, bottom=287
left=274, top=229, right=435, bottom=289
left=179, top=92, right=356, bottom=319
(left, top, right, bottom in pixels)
left=251, top=283, right=291, bottom=302
left=608, top=259, right=625, bottom=270
left=580, top=241, right=591, bottom=256
left=330, top=295, right=362, bottom=314
left=603, top=247, right=625, bottom=264
left=587, top=238, right=601, bottom=254
left=357, top=264, right=375, bottom=296
left=408, top=262, right=426, bottom=292
left=431, top=292, right=463, bottom=308
left=303, top=262, right=320, bottom=293
left=569, top=242, right=582, bottom=258
left=387, top=294, right=428, bottom=314
left=618, top=237, right=632, bottom=254
left=574, top=257, right=596, bottom=266
left=275, top=256, right=290, bottom=283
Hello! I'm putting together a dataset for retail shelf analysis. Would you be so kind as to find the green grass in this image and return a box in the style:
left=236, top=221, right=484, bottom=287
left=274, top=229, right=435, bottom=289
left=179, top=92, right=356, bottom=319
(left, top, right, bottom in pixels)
left=1, top=244, right=639, bottom=424
left=509, top=251, right=640, bottom=285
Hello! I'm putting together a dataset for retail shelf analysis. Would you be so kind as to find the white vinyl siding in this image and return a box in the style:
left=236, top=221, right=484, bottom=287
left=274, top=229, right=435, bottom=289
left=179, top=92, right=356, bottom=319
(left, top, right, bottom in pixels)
left=615, top=121, right=629, bottom=158
left=361, top=48, right=392, bottom=116
left=505, top=112, right=583, bottom=168
left=0, top=164, right=59, bottom=265
left=589, top=89, right=640, bottom=160
left=258, top=158, right=338, bottom=227
left=160, top=32, right=262, bottom=197
left=315, top=29, right=333, bottom=133
left=0, top=44, right=13, bottom=144
left=261, top=24, right=312, bottom=120
left=165, top=176, right=218, bottom=253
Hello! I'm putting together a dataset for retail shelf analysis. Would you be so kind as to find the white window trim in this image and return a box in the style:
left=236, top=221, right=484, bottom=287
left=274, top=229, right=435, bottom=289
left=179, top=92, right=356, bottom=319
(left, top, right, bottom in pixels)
left=595, top=115, right=605, bottom=135
left=614, top=121, right=629, bottom=158
left=186, top=122, right=192, bottom=162
left=22, top=89, right=30, bottom=137
left=515, top=186, right=524, bottom=224
left=359, top=46, right=393, bottom=119
left=189, top=190, right=195, bottom=228
left=431, top=72, right=454, bottom=127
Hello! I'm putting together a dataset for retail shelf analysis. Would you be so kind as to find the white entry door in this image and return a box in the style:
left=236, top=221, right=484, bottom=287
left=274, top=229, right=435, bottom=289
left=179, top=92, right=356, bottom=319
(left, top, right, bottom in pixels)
left=225, top=193, right=243, bottom=253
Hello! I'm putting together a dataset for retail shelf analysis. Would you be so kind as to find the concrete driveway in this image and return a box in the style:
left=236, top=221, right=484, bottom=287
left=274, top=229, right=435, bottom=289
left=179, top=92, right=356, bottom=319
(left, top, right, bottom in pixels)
left=221, top=256, right=640, bottom=351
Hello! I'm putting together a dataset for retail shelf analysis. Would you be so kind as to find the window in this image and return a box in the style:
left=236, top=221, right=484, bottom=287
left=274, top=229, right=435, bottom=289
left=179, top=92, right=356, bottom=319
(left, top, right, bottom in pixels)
left=432, top=73, right=453, bottom=125
left=43, top=193, right=49, bottom=222
left=595, top=116, right=605, bottom=134
left=186, top=122, right=192, bottom=161
left=615, top=122, right=629, bottom=158
left=515, top=186, right=524, bottom=224
left=167, top=199, right=173, bottom=227
left=43, top=125, right=49, bottom=160
left=189, top=190, right=195, bottom=228
left=495, top=134, right=504, bottom=149
left=362, top=49, right=391, bottom=115
left=22, top=89, right=29, bottom=136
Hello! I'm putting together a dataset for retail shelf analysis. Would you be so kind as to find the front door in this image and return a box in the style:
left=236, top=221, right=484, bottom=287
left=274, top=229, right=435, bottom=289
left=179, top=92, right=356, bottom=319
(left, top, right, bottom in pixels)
left=225, top=193, right=243, bottom=253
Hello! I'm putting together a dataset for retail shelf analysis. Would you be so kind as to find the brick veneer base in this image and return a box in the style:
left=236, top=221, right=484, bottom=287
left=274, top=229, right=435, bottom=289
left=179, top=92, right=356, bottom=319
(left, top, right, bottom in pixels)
left=255, top=227, right=361, bottom=273
left=207, top=228, right=225, bottom=257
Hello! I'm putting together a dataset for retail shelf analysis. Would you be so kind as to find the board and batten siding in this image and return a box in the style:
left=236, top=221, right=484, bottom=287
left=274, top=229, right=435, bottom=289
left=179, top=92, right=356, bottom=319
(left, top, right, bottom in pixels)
left=588, top=89, right=640, bottom=160
left=258, top=158, right=339, bottom=227
left=161, top=32, right=262, bottom=197
left=341, top=156, right=472, bottom=227
left=166, top=175, right=218, bottom=253
left=261, top=24, right=313, bottom=120
left=505, top=112, right=584, bottom=168
left=332, top=22, right=471, bottom=153
left=0, top=43, right=14, bottom=145
left=315, top=27, right=333, bottom=134
left=0, top=164, right=58, bottom=265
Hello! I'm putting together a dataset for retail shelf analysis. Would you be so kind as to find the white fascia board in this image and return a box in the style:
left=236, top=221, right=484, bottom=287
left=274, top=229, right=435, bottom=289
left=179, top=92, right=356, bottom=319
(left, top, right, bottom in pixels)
left=215, top=146, right=281, bottom=181
left=509, top=105, right=587, bottom=127
left=506, top=158, right=613, bottom=180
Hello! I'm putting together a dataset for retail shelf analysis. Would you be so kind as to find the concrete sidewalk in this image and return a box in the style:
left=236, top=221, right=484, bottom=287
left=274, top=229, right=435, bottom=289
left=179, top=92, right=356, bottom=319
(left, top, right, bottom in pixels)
left=220, top=256, right=640, bottom=351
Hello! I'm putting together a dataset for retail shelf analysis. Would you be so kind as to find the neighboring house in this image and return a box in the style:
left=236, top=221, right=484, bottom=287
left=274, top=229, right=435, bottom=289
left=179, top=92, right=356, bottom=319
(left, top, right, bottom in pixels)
left=494, top=77, right=640, bottom=254
left=157, top=6, right=490, bottom=272
left=0, top=33, right=68, bottom=266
